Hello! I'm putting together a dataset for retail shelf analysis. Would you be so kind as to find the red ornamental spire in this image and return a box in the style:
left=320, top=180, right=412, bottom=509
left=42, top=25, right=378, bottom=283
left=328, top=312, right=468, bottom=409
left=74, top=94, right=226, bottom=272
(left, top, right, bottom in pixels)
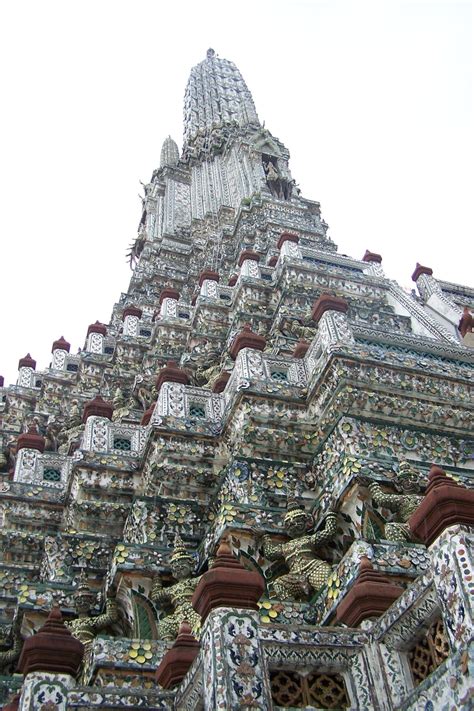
left=17, top=427, right=45, bottom=453
left=155, top=622, right=200, bottom=689
left=293, top=338, right=310, bottom=359
left=229, top=324, right=266, bottom=360
left=192, top=539, right=264, bottom=621
left=199, top=270, right=220, bottom=286
left=409, top=465, right=474, bottom=545
left=122, top=305, right=142, bottom=319
left=87, top=321, right=107, bottom=336
left=238, top=250, right=260, bottom=266
left=159, top=287, right=180, bottom=304
left=212, top=371, right=230, bottom=393
left=311, top=295, right=348, bottom=324
left=277, top=231, right=299, bottom=250
left=458, top=307, right=473, bottom=338
left=2, top=694, right=20, bottom=711
left=18, top=353, right=36, bottom=370
left=52, top=336, right=71, bottom=353
left=335, top=557, right=404, bottom=626
left=82, top=396, right=114, bottom=422
left=18, top=606, right=84, bottom=676
left=362, top=249, right=382, bottom=264
left=156, top=361, right=189, bottom=391
left=411, top=262, right=433, bottom=282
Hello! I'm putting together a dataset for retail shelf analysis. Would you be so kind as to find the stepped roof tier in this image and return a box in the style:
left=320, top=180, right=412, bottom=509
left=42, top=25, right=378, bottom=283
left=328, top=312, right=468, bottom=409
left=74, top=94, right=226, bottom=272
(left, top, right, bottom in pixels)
left=0, top=50, right=473, bottom=711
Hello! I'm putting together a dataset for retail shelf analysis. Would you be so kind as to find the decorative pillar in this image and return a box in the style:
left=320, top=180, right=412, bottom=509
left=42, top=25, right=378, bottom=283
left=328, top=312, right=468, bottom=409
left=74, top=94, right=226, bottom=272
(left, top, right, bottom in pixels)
left=122, top=306, right=142, bottom=336
left=411, top=262, right=462, bottom=332
left=159, top=287, right=180, bottom=318
left=17, top=354, right=36, bottom=388
left=231, top=325, right=266, bottom=385
left=229, top=324, right=266, bottom=360
left=13, top=427, right=45, bottom=483
left=81, top=396, right=114, bottom=453
left=17, top=607, right=83, bottom=711
left=411, top=263, right=436, bottom=301
left=156, top=361, right=190, bottom=392
left=85, top=322, right=107, bottom=354
left=310, top=294, right=354, bottom=349
left=51, top=337, right=71, bottom=371
left=277, top=231, right=299, bottom=250
left=154, top=362, right=190, bottom=421
left=82, top=396, right=114, bottom=423
left=199, top=270, right=220, bottom=298
left=412, top=262, right=452, bottom=309
left=279, top=236, right=302, bottom=261
left=191, top=541, right=270, bottom=710
left=362, top=249, right=384, bottom=276
left=238, top=250, right=261, bottom=279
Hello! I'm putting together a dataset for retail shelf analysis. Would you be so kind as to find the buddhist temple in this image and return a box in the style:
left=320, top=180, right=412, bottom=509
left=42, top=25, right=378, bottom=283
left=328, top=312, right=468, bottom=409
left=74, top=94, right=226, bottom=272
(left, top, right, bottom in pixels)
left=0, top=49, right=473, bottom=710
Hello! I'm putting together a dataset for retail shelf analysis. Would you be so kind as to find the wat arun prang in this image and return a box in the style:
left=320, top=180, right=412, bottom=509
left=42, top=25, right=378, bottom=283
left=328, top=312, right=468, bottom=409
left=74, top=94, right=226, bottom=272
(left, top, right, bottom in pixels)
left=0, top=49, right=473, bottom=710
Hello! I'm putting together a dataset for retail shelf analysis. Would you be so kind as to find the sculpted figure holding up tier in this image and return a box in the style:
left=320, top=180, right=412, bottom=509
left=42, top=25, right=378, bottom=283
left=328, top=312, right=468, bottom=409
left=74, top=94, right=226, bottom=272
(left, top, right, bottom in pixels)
left=66, top=576, right=118, bottom=647
left=256, top=500, right=338, bottom=600
left=0, top=615, right=22, bottom=672
left=151, top=536, right=201, bottom=640
left=264, top=160, right=282, bottom=198
left=65, top=400, right=82, bottom=430
left=0, top=440, right=16, bottom=475
left=365, top=461, right=424, bottom=542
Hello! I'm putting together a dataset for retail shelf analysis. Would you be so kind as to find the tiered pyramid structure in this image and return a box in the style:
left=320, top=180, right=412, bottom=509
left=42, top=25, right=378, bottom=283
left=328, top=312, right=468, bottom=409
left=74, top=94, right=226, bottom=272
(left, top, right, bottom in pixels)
left=0, top=49, right=473, bottom=711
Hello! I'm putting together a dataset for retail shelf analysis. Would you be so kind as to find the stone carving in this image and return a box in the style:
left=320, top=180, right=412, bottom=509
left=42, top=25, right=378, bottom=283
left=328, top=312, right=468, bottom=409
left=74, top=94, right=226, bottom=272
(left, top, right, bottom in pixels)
left=123, top=500, right=148, bottom=545
left=459, top=306, right=474, bottom=338
left=66, top=576, right=118, bottom=647
left=150, top=536, right=201, bottom=641
left=257, top=500, right=338, bottom=600
left=0, top=439, right=16, bottom=474
left=364, top=461, right=424, bottom=542
left=0, top=616, right=22, bottom=671
left=41, top=534, right=68, bottom=582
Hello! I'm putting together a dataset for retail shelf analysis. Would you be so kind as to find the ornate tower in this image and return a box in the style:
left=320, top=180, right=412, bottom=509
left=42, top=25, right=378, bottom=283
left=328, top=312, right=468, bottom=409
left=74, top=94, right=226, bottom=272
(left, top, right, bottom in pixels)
left=0, top=50, right=473, bottom=711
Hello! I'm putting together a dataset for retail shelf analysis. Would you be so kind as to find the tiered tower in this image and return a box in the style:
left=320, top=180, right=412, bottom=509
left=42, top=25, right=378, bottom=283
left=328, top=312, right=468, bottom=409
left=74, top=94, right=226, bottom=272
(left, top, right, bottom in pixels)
left=0, top=50, right=473, bottom=711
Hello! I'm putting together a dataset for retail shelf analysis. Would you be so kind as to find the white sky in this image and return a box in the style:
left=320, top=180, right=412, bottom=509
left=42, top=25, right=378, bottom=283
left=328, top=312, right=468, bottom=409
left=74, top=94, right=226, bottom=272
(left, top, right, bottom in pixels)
left=0, top=0, right=472, bottom=384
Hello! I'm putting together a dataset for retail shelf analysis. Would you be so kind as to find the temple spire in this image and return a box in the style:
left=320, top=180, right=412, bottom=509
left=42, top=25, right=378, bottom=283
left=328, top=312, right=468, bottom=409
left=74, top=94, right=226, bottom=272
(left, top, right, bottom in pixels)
left=160, top=136, right=179, bottom=168
left=183, top=49, right=260, bottom=144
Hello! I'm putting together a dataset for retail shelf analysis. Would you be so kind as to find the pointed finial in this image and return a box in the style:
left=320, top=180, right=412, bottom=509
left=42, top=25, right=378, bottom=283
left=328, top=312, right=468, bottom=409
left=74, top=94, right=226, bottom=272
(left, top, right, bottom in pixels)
left=160, top=136, right=179, bottom=168
left=170, top=534, right=194, bottom=563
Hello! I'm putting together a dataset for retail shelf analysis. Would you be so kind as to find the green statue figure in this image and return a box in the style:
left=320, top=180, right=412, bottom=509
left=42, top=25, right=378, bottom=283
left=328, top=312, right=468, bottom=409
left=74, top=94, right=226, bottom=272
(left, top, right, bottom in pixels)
left=257, top=499, right=338, bottom=600
left=365, top=460, right=424, bottom=542
left=66, top=575, right=119, bottom=648
left=151, top=535, right=201, bottom=640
